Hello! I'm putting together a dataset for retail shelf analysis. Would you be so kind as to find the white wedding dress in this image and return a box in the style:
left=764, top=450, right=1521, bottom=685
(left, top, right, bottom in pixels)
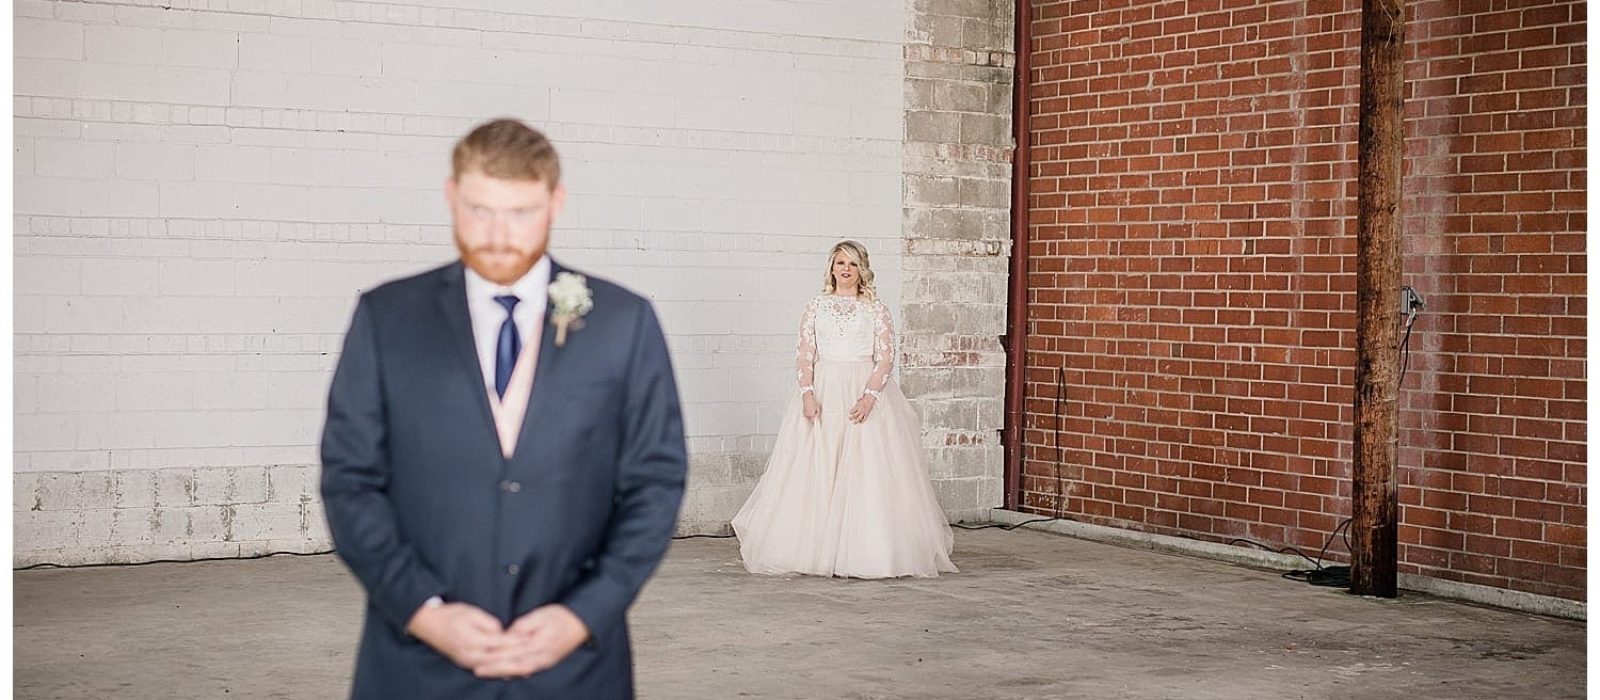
left=732, top=294, right=957, bottom=578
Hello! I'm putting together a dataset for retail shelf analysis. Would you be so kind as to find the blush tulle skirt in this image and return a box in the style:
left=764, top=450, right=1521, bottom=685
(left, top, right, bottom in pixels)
left=732, top=358, right=957, bottom=578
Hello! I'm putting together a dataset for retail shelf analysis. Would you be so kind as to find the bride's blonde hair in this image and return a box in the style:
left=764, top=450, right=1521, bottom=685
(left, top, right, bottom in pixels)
left=821, top=240, right=877, bottom=301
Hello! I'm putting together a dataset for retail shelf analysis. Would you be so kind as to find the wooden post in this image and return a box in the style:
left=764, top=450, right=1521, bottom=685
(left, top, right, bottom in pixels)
left=1351, top=0, right=1405, bottom=598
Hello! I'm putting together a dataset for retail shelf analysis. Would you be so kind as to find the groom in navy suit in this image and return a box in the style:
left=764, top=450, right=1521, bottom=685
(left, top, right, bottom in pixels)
left=320, top=118, right=687, bottom=699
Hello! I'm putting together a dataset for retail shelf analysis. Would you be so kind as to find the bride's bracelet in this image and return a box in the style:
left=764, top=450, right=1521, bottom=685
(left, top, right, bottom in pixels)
left=800, top=386, right=815, bottom=396
left=862, top=388, right=881, bottom=400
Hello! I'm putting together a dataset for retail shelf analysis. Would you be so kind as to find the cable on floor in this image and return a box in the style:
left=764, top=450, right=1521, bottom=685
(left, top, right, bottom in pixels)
left=953, top=516, right=1065, bottom=531
left=1224, top=518, right=1354, bottom=588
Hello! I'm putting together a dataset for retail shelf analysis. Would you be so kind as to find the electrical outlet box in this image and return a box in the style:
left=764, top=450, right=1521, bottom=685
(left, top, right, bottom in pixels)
left=1401, top=286, right=1425, bottom=315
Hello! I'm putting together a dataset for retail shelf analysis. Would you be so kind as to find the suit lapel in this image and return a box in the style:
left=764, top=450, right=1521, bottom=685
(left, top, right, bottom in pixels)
left=436, top=262, right=501, bottom=449
left=511, top=259, right=567, bottom=464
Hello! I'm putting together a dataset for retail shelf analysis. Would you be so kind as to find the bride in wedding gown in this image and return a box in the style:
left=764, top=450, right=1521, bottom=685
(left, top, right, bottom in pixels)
left=732, top=240, right=957, bottom=579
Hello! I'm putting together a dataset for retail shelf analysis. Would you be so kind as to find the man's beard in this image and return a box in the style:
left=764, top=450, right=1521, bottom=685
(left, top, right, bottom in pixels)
left=460, top=244, right=542, bottom=284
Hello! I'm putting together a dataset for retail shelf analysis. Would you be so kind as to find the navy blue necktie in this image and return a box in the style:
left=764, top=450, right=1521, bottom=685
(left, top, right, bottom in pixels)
left=493, top=294, right=521, bottom=399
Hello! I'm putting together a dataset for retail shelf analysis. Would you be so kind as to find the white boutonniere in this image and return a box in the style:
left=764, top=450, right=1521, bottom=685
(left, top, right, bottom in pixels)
left=548, top=272, right=594, bottom=347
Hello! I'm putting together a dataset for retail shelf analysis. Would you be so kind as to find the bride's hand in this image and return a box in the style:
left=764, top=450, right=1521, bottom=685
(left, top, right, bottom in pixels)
left=848, top=395, right=876, bottom=424
left=802, top=393, right=821, bottom=421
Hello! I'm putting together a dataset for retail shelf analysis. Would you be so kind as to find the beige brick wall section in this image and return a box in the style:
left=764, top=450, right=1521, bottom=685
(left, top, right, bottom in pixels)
left=899, top=0, right=1014, bottom=522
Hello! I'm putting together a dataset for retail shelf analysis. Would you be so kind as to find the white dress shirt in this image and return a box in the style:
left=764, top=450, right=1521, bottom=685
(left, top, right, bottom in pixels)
left=463, top=257, right=550, bottom=402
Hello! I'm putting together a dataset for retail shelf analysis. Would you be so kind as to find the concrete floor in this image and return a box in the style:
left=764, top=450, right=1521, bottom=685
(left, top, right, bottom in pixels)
left=14, top=528, right=1585, bottom=699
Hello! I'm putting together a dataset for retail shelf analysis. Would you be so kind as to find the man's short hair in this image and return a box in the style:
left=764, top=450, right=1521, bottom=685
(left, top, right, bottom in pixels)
left=451, top=118, right=561, bottom=186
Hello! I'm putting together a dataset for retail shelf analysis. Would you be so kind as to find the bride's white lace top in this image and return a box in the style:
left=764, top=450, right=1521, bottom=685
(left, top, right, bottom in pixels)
left=795, top=294, right=894, bottom=394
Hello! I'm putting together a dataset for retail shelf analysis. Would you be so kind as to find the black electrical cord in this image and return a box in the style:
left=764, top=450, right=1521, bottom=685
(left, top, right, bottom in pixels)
left=1268, top=293, right=1419, bottom=588
left=954, top=517, right=1064, bottom=531
left=1220, top=518, right=1354, bottom=588
left=1283, top=563, right=1352, bottom=588
left=1399, top=308, right=1419, bottom=387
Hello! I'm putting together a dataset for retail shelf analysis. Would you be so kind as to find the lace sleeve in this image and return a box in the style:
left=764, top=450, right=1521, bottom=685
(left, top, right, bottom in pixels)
left=865, top=300, right=893, bottom=396
left=796, top=299, right=818, bottom=395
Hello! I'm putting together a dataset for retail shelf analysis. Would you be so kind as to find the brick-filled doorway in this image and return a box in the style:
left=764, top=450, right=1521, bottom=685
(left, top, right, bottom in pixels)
left=1012, top=0, right=1585, bottom=601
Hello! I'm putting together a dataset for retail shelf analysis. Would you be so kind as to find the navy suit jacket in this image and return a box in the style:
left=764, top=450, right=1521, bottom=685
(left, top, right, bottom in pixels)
left=320, top=259, right=687, bottom=699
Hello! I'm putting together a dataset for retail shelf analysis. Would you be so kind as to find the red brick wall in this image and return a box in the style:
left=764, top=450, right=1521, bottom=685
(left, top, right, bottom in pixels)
left=1019, top=0, right=1586, bottom=600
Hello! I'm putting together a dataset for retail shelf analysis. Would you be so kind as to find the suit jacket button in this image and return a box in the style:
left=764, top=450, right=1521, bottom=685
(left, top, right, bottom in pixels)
left=506, top=564, right=520, bottom=575
left=501, top=480, right=522, bottom=493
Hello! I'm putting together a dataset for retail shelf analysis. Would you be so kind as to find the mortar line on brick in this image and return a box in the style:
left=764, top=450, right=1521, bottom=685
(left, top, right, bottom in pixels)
left=18, top=104, right=902, bottom=154
left=69, top=0, right=904, bottom=56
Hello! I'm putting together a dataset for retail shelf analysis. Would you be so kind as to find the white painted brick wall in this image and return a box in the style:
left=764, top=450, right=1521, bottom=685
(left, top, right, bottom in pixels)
left=14, top=0, right=908, bottom=563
